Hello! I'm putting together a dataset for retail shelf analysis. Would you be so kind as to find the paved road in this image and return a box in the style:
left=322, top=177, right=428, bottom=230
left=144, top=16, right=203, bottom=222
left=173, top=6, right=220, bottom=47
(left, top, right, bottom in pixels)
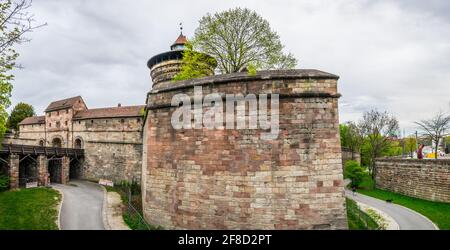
left=53, top=180, right=105, bottom=230
left=345, top=190, right=437, bottom=230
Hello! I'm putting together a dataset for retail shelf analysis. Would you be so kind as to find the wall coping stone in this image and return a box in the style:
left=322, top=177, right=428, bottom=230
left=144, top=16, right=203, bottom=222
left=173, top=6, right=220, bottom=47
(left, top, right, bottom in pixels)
left=376, top=158, right=450, bottom=165
left=149, top=69, right=339, bottom=94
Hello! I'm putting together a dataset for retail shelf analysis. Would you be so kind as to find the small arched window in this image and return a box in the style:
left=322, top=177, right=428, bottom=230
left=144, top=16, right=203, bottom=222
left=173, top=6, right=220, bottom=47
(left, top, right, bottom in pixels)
left=74, top=138, right=83, bottom=149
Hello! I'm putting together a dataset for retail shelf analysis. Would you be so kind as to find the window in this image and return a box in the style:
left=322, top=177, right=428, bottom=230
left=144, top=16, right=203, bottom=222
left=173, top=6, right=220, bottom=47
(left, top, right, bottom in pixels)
left=48, top=113, right=51, bottom=117
left=121, top=119, right=125, bottom=123
left=66, top=109, right=69, bottom=114
left=49, top=123, right=51, bottom=127
left=74, top=138, right=83, bottom=149
left=56, top=121, right=61, bottom=128
left=137, top=118, right=141, bottom=123
left=57, top=111, right=59, bottom=115
left=65, top=121, right=68, bottom=126
left=91, top=120, right=94, bottom=124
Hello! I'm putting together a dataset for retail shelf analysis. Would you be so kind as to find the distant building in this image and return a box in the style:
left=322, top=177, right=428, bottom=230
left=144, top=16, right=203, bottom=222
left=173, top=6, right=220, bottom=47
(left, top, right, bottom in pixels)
left=5, top=95, right=144, bottom=183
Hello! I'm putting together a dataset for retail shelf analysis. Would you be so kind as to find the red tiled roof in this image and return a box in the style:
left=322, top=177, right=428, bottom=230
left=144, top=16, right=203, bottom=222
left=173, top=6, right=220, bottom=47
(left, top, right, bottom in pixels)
left=73, top=105, right=145, bottom=120
left=19, top=116, right=45, bottom=125
left=45, top=96, right=84, bottom=112
left=172, top=33, right=187, bottom=45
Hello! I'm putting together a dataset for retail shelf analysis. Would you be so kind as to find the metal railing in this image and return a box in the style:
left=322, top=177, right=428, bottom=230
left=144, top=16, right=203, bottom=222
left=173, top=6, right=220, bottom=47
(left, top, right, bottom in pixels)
left=113, top=184, right=153, bottom=230
left=347, top=198, right=380, bottom=230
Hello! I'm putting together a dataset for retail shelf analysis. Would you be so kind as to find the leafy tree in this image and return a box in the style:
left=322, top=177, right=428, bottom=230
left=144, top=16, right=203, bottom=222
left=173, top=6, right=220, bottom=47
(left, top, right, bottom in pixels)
left=340, top=124, right=349, bottom=147
left=404, top=137, right=417, bottom=158
left=415, top=111, right=450, bottom=159
left=0, top=0, right=45, bottom=140
left=358, top=110, right=399, bottom=179
left=173, top=42, right=217, bottom=81
left=344, top=160, right=365, bottom=188
left=384, top=140, right=402, bottom=157
left=7, top=102, right=34, bottom=131
left=340, top=122, right=363, bottom=160
left=189, top=7, right=297, bottom=74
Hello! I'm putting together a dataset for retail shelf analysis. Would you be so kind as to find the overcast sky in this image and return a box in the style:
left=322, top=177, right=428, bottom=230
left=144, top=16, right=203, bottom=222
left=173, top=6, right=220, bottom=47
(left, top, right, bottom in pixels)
left=11, top=0, right=450, bottom=135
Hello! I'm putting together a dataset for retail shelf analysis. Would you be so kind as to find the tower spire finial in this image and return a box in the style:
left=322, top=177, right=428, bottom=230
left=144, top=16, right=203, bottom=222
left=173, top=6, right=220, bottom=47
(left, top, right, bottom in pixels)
left=179, top=22, right=183, bottom=35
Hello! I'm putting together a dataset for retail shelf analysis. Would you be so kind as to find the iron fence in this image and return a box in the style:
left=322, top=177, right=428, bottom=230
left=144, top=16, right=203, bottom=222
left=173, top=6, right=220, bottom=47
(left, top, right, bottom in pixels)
left=113, top=184, right=153, bottom=230
left=347, top=198, right=380, bottom=230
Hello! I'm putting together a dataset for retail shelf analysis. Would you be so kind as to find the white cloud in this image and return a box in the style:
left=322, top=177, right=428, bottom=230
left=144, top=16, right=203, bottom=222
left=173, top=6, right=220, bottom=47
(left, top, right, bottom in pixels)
left=9, top=0, right=450, bottom=135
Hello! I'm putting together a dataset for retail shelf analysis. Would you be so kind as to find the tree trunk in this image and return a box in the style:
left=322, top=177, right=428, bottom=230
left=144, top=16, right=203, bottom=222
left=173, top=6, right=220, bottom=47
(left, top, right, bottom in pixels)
left=435, top=141, right=439, bottom=159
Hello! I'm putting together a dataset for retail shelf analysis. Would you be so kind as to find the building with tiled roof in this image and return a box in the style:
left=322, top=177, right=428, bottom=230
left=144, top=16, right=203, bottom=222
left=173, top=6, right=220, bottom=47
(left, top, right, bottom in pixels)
left=19, top=115, right=45, bottom=125
left=9, top=96, right=145, bottom=183
left=45, top=96, right=87, bottom=112
left=73, top=105, right=144, bottom=120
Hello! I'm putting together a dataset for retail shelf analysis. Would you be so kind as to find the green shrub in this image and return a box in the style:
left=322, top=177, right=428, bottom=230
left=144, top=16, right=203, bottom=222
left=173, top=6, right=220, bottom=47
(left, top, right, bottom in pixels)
left=345, top=160, right=365, bottom=188
left=0, top=175, right=9, bottom=191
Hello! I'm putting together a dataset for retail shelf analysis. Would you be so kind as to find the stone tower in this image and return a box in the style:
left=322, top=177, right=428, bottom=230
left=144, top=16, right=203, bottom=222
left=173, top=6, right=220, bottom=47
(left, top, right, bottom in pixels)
left=147, top=32, right=215, bottom=88
left=142, top=68, right=348, bottom=229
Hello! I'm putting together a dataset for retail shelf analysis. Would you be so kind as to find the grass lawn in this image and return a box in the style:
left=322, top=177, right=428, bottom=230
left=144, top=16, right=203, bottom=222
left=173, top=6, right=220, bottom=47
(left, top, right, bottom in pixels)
left=0, top=188, right=61, bottom=230
left=357, top=175, right=450, bottom=230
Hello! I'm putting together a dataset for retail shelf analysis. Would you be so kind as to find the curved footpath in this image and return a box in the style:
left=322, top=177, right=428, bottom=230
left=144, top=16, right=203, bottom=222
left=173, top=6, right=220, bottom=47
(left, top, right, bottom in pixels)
left=52, top=180, right=105, bottom=230
left=345, top=190, right=437, bottom=230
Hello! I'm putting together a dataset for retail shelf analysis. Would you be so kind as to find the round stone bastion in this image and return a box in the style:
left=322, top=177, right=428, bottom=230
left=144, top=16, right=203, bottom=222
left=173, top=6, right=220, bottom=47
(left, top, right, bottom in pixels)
left=142, top=69, right=347, bottom=229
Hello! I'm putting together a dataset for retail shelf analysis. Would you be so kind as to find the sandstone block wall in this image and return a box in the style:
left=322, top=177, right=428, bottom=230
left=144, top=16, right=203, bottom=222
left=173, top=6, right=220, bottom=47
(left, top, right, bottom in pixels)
left=143, top=70, right=347, bottom=229
left=375, top=159, right=450, bottom=203
left=71, top=117, right=143, bottom=183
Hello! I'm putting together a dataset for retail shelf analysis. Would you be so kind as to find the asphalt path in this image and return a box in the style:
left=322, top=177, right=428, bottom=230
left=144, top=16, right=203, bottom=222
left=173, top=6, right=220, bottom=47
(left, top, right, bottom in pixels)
left=345, top=190, right=437, bottom=230
left=53, top=180, right=105, bottom=230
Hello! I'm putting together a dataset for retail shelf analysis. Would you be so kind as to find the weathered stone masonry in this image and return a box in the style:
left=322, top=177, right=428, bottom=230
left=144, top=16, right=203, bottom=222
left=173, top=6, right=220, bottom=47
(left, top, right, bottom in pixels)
left=375, top=159, right=450, bottom=203
left=7, top=96, right=145, bottom=184
left=142, top=70, right=347, bottom=229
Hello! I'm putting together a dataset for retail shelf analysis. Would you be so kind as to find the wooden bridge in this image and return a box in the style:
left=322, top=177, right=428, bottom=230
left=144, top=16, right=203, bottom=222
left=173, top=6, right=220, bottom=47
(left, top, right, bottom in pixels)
left=0, top=143, right=84, bottom=157
left=0, top=144, right=84, bottom=189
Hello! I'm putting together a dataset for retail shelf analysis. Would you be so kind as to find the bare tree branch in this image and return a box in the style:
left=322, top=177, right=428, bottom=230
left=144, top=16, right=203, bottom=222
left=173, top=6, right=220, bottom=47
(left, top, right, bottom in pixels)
left=358, top=109, right=399, bottom=179
left=415, top=111, right=450, bottom=159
